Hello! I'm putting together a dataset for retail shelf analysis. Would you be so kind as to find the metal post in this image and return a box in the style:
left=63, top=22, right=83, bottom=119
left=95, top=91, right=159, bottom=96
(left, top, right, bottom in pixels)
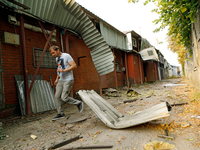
left=65, top=30, right=70, bottom=53
left=99, top=75, right=102, bottom=96
left=112, top=50, right=118, bottom=90
left=38, top=21, right=51, bottom=47
left=28, top=26, right=55, bottom=94
left=20, top=15, right=30, bottom=115
left=138, top=40, right=143, bottom=84
left=125, top=53, right=129, bottom=88
left=64, top=30, right=73, bottom=97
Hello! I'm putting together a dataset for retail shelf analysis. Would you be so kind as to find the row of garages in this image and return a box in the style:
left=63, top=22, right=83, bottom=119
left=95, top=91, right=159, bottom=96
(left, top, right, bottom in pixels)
left=0, top=0, right=180, bottom=117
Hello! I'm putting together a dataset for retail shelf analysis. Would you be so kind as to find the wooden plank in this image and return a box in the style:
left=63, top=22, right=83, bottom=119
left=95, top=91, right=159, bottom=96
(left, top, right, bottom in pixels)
left=157, top=134, right=175, bottom=140
left=48, top=136, right=82, bottom=150
left=60, top=145, right=113, bottom=150
left=123, top=98, right=138, bottom=104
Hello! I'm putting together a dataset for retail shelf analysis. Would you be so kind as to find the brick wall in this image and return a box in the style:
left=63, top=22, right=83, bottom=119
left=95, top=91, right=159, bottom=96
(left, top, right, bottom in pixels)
left=68, top=34, right=100, bottom=92
left=0, top=11, right=101, bottom=112
left=0, top=13, right=61, bottom=106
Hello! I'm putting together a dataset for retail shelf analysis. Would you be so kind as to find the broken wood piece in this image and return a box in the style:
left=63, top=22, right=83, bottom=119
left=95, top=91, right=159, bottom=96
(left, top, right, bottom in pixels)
left=22, top=117, right=41, bottom=124
left=123, top=98, right=138, bottom=104
left=48, top=135, right=82, bottom=150
left=159, top=101, right=187, bottom=109
left=64, top=116, right=88, bottom=124
left=60, top=145, right=113, bottom=150
left=157, top=134, right=175, bottom=140
left=164, top=129, right=169, bottom=136
left=170, top=102, right=188, bottom=106
left=105, top=94, right=120, bottom=97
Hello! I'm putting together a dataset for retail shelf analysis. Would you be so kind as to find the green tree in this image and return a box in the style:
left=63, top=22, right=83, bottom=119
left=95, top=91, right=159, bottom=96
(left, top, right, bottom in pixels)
left=130, top=0, right=199, bottom=54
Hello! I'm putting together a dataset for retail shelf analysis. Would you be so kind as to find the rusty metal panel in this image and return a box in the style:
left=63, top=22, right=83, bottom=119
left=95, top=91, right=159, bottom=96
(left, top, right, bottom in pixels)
left=99, top=75, right=108, bottom=89
left=2, top=0, right=114, bottom=76
left=143, top=61, right=155, bottom=82
left=3, top=31, right=20, bottom=45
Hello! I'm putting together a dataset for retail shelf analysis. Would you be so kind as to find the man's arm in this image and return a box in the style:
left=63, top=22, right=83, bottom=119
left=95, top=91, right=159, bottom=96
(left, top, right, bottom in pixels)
left=54, top=74, right=60, bottom=85
left=57, top=60, right=77, bottom=73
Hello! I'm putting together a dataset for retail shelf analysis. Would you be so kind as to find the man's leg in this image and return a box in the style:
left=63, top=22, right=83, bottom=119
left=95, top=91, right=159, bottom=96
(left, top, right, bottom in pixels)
left=54, top=81, right=65, bottom=116
left=61, top=80, right=83, bottom=112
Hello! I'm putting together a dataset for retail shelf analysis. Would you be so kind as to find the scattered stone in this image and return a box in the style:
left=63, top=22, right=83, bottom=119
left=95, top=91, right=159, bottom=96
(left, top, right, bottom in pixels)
left=173, top=122, right=190, bottom=128
left=66, top=124, right=74, bottom=129
left=181, top=122, right=190, bottom=128
left=127, top=111, right=135, bottom=115
left=30, top=135, right=37, bottom=140
left=62, top=131, right=66, bottom=134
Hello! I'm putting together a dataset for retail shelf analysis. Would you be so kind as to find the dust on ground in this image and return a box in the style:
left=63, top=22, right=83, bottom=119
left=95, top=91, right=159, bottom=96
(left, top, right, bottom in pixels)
left=1, top=78, right=200, bottom=150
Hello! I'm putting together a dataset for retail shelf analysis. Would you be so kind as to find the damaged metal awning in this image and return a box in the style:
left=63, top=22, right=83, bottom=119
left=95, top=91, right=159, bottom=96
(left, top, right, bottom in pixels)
left=78, top=90, right=170, bottom=129
left=1, top=0, right=114, bottom=76
left=139, top=47, right=159, bottom=61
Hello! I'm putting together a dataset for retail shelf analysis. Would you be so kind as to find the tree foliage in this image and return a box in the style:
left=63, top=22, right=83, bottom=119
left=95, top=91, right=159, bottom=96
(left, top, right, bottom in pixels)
left=129, top=0, right=199, bottom=54
left=167, top=34, right=187, bottom=66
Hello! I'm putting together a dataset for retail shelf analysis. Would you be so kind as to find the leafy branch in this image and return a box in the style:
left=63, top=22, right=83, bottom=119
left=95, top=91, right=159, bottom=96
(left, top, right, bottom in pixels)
left=129, top=0, right=199, bottom=54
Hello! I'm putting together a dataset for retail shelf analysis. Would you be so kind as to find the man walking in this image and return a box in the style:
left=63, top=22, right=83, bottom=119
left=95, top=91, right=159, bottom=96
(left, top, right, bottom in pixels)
left=49, top=45, right=83, bottom=121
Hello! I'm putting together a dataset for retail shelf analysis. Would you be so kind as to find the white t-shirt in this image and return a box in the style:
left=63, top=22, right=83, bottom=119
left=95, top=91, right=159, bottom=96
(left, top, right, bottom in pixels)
left=56, top=53, right=74, bottom=81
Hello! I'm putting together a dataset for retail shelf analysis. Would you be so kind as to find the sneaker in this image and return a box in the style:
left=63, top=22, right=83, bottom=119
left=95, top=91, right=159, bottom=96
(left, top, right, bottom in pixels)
left=77, top=102, right=83, bottom=113
left=52, top=114, right=65, bottom=121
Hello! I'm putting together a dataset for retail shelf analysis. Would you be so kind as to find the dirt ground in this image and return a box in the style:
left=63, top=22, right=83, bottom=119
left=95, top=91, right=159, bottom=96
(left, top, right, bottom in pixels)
left=1, top=77, right=200, bottom=150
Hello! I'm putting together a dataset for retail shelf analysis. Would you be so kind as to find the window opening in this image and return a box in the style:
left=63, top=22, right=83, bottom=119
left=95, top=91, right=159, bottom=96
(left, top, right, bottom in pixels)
left=33, top=47, right=57, bottom=68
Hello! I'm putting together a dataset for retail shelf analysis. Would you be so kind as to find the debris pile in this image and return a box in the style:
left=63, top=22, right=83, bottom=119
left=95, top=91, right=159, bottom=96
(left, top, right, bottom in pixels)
left=144, top=140, right=176, bottom=150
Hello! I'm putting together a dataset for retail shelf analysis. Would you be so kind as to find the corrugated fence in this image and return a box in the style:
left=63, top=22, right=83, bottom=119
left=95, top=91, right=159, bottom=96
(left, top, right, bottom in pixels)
left=15, top=75, right=56, bottom=115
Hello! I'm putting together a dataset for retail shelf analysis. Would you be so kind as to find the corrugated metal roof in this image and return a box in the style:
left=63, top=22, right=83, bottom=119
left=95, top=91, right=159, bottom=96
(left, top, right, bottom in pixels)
left=123, top=30, right=141, bottom=38
left=99, top=20, right=128, bottom=50
left=1, top=0, right=114, bottom=76
left=140, top=38, right=152, bottom=51
left=80, top=5, right=130, bottom=51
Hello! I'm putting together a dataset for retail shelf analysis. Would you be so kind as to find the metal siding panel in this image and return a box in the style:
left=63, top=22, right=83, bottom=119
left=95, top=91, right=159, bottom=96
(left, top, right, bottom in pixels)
left=16, top=81, right=26, bottom=115
left=34, top=81, right=43, bottom=112
left=82, top=30, right=99, bottom=41
left=37, top=80, right=48, bottom=111
left=44, top=81, right=56, bottom=109
left=29, top=81, right=36, bottom=113
left=42, top=81, right=52, bottom=109
left=86, top=36, right=104, bottom=46
left=40, top=81, right=51, bottom=110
